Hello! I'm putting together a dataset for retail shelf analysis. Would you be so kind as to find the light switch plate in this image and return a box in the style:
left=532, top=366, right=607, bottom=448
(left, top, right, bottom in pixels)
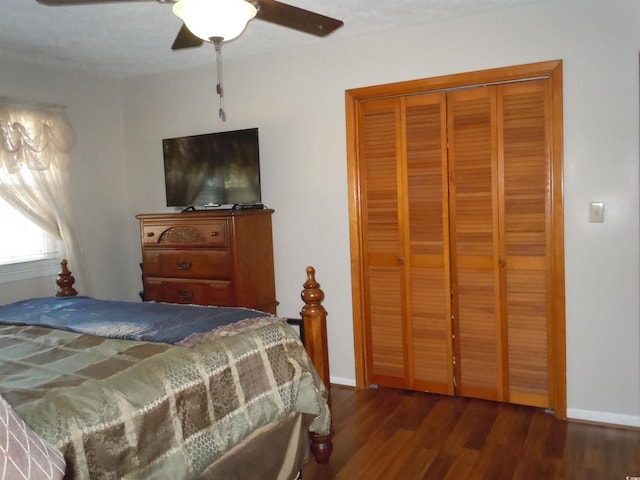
left=589, top=202, right=605, bottom=223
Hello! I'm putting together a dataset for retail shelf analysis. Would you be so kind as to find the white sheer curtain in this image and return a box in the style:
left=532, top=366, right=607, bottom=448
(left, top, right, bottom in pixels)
left=0, top=97, right=92, bottom=294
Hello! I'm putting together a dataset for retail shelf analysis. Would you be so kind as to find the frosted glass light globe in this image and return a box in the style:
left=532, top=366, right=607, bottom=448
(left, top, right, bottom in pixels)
left=173, top=0, right=257, bottom=42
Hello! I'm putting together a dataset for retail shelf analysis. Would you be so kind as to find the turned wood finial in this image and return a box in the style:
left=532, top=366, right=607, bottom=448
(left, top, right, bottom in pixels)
left=56, top=259, right=78, bottom=297
left=301, top=266, right=326, bottom=316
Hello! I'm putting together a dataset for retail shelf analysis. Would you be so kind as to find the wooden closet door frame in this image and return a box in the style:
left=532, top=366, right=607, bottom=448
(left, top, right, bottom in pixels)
left=345, top=60, right=567, bottom=418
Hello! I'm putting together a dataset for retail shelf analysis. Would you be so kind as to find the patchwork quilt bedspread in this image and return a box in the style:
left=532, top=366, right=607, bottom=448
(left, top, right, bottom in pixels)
left=0, top=316, right=330, bottom=479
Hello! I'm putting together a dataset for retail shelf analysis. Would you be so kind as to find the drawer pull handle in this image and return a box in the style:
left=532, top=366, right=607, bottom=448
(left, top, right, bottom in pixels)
left=146, top=232, right=155, bottom=237
left=211, top=232, right=219, bottom=237
left=179, top=289, right=194, bottom=301
left=176, top=261, right=192, bottom=270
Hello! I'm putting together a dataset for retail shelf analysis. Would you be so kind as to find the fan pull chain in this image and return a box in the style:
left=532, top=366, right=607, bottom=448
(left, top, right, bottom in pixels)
left=212, top=37, right=226, bottom=121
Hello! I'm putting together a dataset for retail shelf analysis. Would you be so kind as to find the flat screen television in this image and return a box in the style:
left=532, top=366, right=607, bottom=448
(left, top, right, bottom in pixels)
left=162, top=128, right=261, bottom=208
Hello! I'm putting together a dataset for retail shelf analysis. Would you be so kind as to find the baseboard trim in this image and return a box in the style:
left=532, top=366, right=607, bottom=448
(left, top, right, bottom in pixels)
left=567, top=408, right=640, bottom=428
left=329, top=376, right=356, bottom=387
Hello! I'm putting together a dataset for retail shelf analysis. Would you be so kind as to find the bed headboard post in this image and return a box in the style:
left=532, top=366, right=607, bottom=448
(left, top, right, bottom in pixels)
left=300, top=266, right=330, bottom=392
left=56, top=259, right=78, bottom=297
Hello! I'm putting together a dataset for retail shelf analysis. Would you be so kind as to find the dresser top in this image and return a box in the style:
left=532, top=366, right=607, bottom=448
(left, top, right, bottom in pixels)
left=136, top=208, right=274, bottom=221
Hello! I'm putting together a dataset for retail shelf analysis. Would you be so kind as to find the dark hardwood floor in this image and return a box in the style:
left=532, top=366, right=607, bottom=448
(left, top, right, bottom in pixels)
left=303, top=385, right=640, bottom=479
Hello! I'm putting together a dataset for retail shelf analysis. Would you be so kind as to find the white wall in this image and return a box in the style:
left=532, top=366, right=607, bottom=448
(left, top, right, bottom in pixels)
left=0, top=56, right=136, bottom=302
left=121, top=0, right=640, bottom=427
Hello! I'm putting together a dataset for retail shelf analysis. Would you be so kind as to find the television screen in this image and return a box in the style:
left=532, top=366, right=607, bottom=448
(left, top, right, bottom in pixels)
left=162, top=128, right=261, bottom=207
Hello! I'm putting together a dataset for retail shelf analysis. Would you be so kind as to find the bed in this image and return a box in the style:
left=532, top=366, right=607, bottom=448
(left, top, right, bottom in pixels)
left=0, top=261, right=332, bottom=479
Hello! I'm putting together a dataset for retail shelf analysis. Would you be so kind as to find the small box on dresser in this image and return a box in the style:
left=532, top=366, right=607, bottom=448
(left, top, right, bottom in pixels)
left=136, top=209, right=277, bottom=314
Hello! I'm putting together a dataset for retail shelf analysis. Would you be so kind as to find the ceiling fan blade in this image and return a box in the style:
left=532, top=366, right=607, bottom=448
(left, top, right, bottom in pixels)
left=255, top=0, right=343, bottom=37
left=36, top=0, right=161, bottom=5
left=171, top=23, right=204, bottom=50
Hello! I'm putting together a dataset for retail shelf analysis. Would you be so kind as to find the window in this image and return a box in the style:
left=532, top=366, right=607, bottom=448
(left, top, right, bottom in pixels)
left=0, top=176, right=62, bottom=283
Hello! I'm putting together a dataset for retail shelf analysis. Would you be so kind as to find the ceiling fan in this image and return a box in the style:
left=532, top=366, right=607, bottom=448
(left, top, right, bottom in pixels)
left=35, top=0, right=344, bottom=119
left=36, top=0, right=344, bottom=49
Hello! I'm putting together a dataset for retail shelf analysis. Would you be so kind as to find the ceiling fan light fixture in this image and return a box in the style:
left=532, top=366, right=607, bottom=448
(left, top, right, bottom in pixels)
left=173, top=0, right=257, bottom=43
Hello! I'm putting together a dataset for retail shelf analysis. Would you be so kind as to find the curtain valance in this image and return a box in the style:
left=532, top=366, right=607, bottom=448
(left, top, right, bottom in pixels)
left=0, top=98, right=74, bottom=173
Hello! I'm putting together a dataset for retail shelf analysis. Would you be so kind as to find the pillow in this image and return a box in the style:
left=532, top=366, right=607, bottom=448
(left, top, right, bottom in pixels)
left=0, top=394, right=65, bottom=480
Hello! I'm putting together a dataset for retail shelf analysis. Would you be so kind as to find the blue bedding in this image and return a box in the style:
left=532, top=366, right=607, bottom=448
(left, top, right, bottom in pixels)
left=0, top=296, right=272, bottom=344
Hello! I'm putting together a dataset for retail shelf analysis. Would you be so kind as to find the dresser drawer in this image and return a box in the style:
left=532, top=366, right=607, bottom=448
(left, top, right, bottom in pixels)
left=143, top=250, right=231, bottom=279
left=144, top=278, right=234, bottom=306
left=142, top=221, right=228, bottom=247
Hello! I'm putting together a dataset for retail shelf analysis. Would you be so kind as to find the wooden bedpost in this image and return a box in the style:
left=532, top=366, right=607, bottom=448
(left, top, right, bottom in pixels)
left=300, top=266, right=332, bottom=464
left=300, top=266, right=330, bottom=394
left=56, top=259, right=78, bottom=297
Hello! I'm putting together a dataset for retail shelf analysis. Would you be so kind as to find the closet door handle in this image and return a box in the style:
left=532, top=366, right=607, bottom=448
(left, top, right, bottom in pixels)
left=397, top=257, right=405, bottom=266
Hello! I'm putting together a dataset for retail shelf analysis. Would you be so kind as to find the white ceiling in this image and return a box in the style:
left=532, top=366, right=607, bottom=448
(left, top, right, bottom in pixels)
left=0, top=0, right=550, bottom=78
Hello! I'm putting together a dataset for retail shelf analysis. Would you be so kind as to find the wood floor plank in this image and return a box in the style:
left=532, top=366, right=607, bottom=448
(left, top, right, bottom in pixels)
left=303, top=385, right=640, bottom=479
left=443, top=397, right=499, bottom=451
left=339, top=428, right=413, bottom=480
left=511, top=456, right=559, bottom=480
left=421, top=452, right=456, bottom=479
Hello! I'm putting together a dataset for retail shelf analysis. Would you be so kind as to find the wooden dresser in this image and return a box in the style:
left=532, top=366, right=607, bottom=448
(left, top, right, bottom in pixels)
left=136, top=209, right=277, bottom=314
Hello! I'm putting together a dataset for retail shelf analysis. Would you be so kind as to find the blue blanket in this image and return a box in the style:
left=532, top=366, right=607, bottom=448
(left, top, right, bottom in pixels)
left=0, top=296, right=271, bottom=344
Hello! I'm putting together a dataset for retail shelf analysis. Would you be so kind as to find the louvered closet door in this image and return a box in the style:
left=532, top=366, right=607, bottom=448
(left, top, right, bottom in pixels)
left=448, top=79, right=553, bottom=407
left=447, top=87, right=504, bottom=401
left=403, top=93, right=453, bottom=394
left=358, top=98, right=406, bottom=387
left=499, top=79, right=552, bottom=408
left=358, top=95, right=453, bottom=391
